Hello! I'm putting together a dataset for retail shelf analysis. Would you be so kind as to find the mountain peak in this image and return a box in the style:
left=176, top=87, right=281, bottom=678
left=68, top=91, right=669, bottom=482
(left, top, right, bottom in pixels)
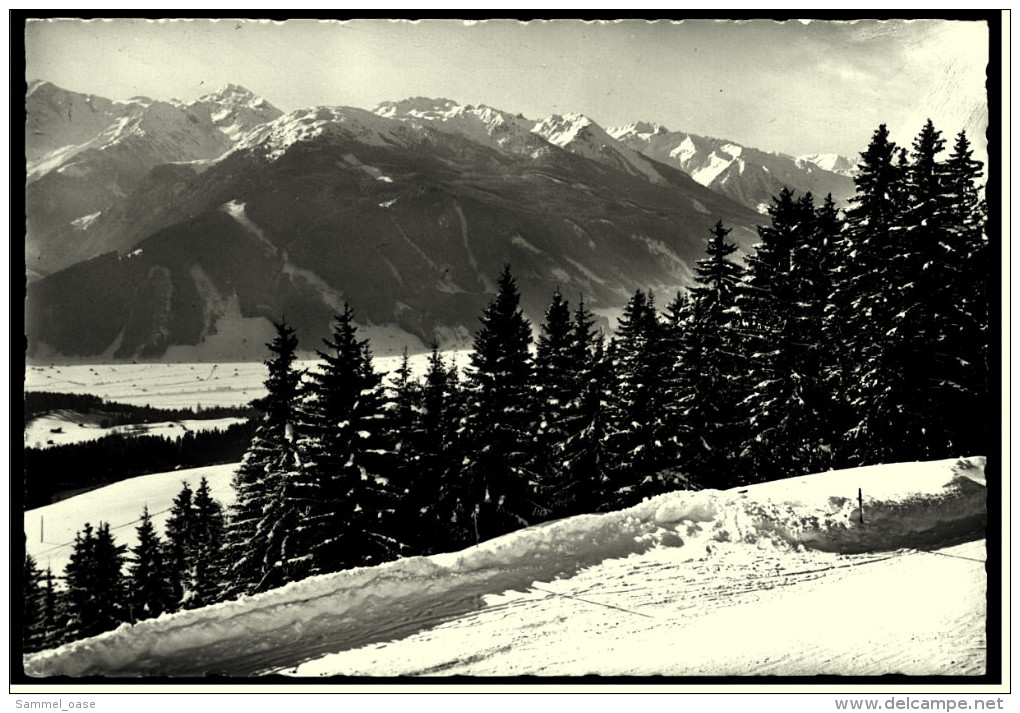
left=609, top=121, right=670, bottom=139
left=374, top=97, right=465, bottom=119
left=532, top=113, right=608, bottom=149
left=196, top=83, right=274, bottom=109
left=201, top=83, right=258, bottom=100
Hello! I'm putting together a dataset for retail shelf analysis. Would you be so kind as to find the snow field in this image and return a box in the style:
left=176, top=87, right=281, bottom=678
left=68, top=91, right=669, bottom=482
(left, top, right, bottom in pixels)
left=290, top=539, right=985, bottom=677
left=25, top=464, right=239, bottom=577
left=24, top=353, right=473, bottom=409
left=23, top=457, right=986, bottom=677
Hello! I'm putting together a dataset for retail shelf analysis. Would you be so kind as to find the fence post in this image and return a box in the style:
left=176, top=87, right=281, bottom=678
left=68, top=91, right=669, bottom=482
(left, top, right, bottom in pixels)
left=858, top=487, right=864, bottom=524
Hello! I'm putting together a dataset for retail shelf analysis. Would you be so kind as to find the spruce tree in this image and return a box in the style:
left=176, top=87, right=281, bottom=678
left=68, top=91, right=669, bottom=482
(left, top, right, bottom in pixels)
left=38, top=567, right=64, bottom=650
left=64, top=522, right=127, bottom=640
left=23, top=554, right=45, bottom=653
left=533, top=288, right=578, bottom=511
left=833, top=121, right=989, bottom=464
left=127, top=507, right=174, bottom=621
left=941, top=129, right=990, bottom=457
left=401, top=343, right=466, bottom=553
left=297, top=304, right=404, bottom=576
left=190, top=478, right=226, bottom=608
left=555, top=330, right=615, bottom=515
left=604, top=289, right=683, bottom=505
left=678, top=221, right=747, bottom=486
left=738, top=190, right=838, bottom=481
left=164, top=482, right=197, bottom=608
left=458, top=264, right=538, bottom=542
left=828, top=125, right=907, bottom=466
left=224, top=321, right=305, bottom=596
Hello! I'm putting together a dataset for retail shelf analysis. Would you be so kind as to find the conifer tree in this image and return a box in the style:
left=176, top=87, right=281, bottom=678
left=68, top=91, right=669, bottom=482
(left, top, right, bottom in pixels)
left=400, top=343, right=467, bottom=553
left=678, top=221, right=747, bottom=486
left=224, top=321, right=305, bottom=596
left=164, top=482, right=197, bottom=607
left=832, top=121, right=989, bottom=464
left=190, top=477, right=226, bottom=608
left=533, top=288, right=578, bottom=509
left=297, top=304, right=404, bottom=575
left=385, top=346, right=429, bottom=552
left=738, top=190, right=838, bottom=481
left=604, top=289, right=683, bottom=505
left=23, top=554, right=45, bottom=653
left=827, top=125, right=907, bottom=465
left=555, top=328, right=614, bottom=515
left=39, top=567, right=64, bottom=650
left=458, top=264, right=538, bottom=542
left=940, top=129, right=990, bottom=456
left=64, top=522, right=127, bottom=640
left=23, top=556, right=65, bottom=652
left=127, top=506, right=174, bottom=621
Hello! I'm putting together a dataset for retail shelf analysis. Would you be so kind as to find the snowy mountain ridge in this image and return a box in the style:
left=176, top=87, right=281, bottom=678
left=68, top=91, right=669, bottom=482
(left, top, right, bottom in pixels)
left=609, top=121, right=857, bottom=212
left=23, top=456, right=986, bottom=677
left=797, top=152, right=859, bottom=177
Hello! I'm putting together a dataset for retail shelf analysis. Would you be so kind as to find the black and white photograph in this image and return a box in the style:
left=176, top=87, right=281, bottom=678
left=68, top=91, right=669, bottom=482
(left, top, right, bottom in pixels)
left=16, top=14, right=1003, bottom=688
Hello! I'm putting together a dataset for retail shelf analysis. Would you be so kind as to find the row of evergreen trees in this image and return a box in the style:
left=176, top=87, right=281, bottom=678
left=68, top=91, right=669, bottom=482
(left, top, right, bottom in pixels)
left=220, top=120, right=987, bottom=598
left=23, top=478, right=224, bottom=652
left=23, top=120, right=989, bottom=653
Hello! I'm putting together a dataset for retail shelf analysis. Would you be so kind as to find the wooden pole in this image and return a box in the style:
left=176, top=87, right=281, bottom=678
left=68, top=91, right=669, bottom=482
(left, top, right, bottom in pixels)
left=858, top=487, right=864, bottom=524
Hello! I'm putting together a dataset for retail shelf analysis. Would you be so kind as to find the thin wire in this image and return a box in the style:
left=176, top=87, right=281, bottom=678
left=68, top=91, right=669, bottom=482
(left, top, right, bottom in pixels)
left=530, top=584, right=654, bottom=619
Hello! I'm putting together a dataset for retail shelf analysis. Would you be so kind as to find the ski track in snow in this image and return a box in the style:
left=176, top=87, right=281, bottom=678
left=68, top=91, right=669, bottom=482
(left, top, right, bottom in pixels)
left=290, top=540, right=985, bottom=678
left=23, top=458, right=987, bottom=678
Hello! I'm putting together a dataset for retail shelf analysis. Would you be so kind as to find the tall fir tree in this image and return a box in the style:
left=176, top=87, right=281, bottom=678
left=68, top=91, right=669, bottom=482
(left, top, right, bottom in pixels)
left=832, top=121, right=988, bottom=464
left=678, top=220, right=747, bottom=486
left=385, top=346, right=428, bottom=553
left=827, top=124, right=907, bottom=466
left=604, top=289, right=683, bottom=505
left=738, top=190, right=839, bottom=481
left=163, top=482, right=197, bottom=607
left=23, top=554, right=45, bottom=653
left=533, top=288, right=578, bottom=510
left=939, top=129, right=990, bottom=457
left=190, top=477, right=226, bottom=608
left=297, top=304, right=405, bottom=576
left=127, top=506, right=174, bottom=621
left=458, top=264, right=539, bottom=542
left=224, top=321, right=305, bottom=596
left=64, top=522, right=127, bottom=640
left=555, top=319, right=614, bottom=515
left=398, top=343, right=467, bottom=553
left=38, top=566, right=64, bottom=650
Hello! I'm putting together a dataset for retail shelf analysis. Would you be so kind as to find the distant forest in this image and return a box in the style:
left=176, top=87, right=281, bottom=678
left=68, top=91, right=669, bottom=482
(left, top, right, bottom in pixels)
left=23, top=393, right=256, bottom=508
left=24, top=391, right=254, bottom=423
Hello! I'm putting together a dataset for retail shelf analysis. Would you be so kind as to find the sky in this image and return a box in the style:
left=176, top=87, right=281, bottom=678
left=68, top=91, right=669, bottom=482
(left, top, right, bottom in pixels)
left=24, top=17, right=991, bottom=160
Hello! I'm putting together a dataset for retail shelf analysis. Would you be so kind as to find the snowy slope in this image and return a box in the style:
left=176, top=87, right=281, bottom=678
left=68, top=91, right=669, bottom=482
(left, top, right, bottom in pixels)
left=25, top=464, right=239, bottom=578
left=532, top=113, right=667, bottom=184
left=23, top=457, right=987, bottom=678
left=798, top=152, right=859, bottom=177
left=374, top=97, right=544, bottom=155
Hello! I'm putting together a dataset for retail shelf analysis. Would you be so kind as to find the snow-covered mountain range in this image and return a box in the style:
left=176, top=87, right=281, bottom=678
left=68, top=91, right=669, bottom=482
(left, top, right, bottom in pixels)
left=609, top=121, right=856, bottom=214
left=24, top=83, right=857, bottom=362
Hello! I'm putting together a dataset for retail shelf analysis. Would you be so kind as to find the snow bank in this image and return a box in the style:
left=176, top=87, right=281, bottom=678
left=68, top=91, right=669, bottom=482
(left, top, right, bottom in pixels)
left=23, top=457, right=985, bottom=677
